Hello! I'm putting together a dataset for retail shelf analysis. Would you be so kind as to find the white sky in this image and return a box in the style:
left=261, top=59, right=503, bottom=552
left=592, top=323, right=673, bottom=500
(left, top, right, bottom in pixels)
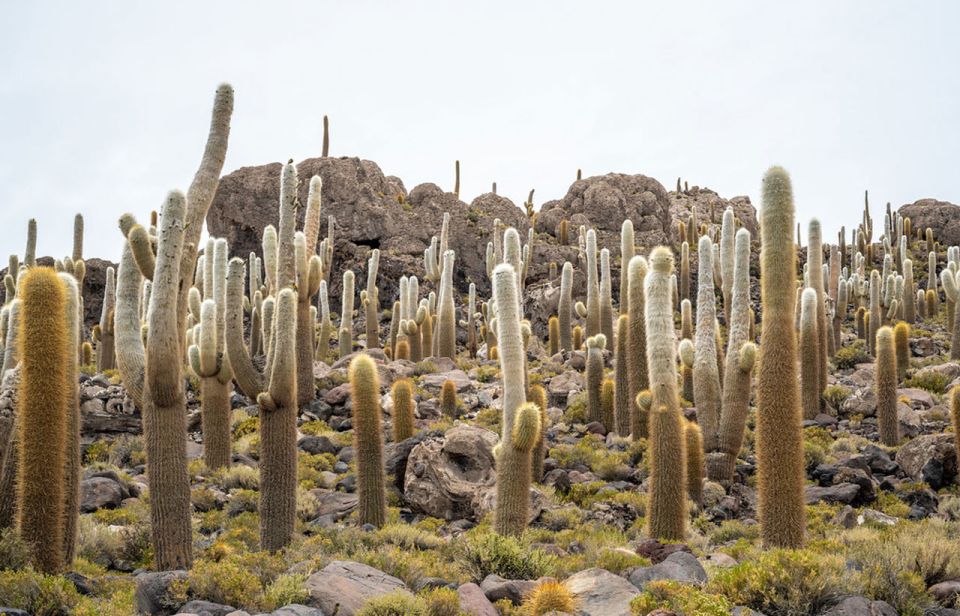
left=1, top=1, right=957, bottom=262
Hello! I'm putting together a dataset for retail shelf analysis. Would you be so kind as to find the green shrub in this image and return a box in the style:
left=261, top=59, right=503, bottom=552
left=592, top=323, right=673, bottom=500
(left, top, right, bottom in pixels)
left=262, top=573, right=309, bottom=611
left=0, top=529, right=31, bottom=570
left=708, top=520, right=760, bottom=546
left=631, top=580, right=731, bottom=616
left=835, top=341, right=870, bottom=370
left=0, top=570, right=83, bottom=615
left=822, top=385, right=850, bottom=410
left=420, top=587, right=462, bottom=616
left=357, top=590, right=424, bottom=615
left=214, top=465, right=260, bottom=491
left=904, top=370, right=950, bottom=394
left=456, top=532, right=555, bottom=583
left=708, top=549, right=850, bottom=615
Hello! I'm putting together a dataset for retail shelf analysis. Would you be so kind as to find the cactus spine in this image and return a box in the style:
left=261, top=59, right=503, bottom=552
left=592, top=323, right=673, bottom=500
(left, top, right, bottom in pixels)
left=644, top=247, right=686, bottom=541
left=559, top=262, right=573, bottom=352
left=17, top=268, right=68, bottom=573
left=756, top=167, right=805, bottom=548
left=627, top=256, right=649, bottom=438
left=492, top=262, right=541, bottom=536
left=392, top=379, right=415, bottom=442
left=350, top=354, right=386, bottom=527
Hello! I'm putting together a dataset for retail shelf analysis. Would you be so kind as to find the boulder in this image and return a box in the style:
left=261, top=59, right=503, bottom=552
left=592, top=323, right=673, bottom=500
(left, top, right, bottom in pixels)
left=457, top=582, right=498, bottom=616
left=669, top=185, right=759, bottom=239
left=134, top=570, right=188, bottom=616
left=820, top=595, right=897, bottom=616
left=479, top=575, right=537, bottom=605
left=176, top=600, right=236, bottom=616
left=403, top=425, right=498, bottom=520
left=897, top=433, right=958, bottom=490
left=305, top=560, right=410, bottom=616
left=80, top=476, right=125, bottom=512
left=626, top=551, right=708, bottom=590
left=565, top=567, right=640, bottom=615
left=804, top=483, right=861, bottom=505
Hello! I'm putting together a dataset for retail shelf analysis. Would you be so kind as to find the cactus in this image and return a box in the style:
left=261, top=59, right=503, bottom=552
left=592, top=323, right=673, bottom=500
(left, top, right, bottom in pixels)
left=856, top=306, right=866, bottom=339
left=322, top=114, right=330, bottom=156
left=807, top=220, right=828, bottom=406
left=925, top=289, right=937, bottom=320
left=391, top=379, right=415, bottom=442
left=626, top=256, right=649, bottom=438
left=869, top=270, right=881, bottom=355
left=620, top=220, right=634, bottom=309
left=1, top=301, right=20, bottom=377
left=350, top=354, right=386, bottom=527
left=693, top=235, right=721, bottom=445
left=893, top=321, right=910, bottom=382
left=720, top=208, right=735, bottom=323
left=585, top=334, right=606, bottom=425
left=600, top=378, right=615, bottom=432
left=951, top=387, right=960, bottom=477
left=467, top=283, right=477, bottom=358
left=799, top=288, right=820, bottom=420
left=571, top=325, right=582, bottom=351
left=365, top=249, right=381, bottom=349
left=875, top=326, right=899, bottom=446
left=559, top=262, right=573, bottom=352
left=440, top=379, right=458, bottom=418
left=685, top=421, right=704, bottom=507
left=97, top=266, right=116, bottom=371
left=548, top=316, right=560, bottom=356
left=680, top=241, right=690, bottom=302
left=527, top=384, right=548, bottom=484
left=599, top=248, right=615, bottom=342
left=24, top=218, right=37, bottom=268
left=613, top=314, right=632, bottom=436
left=755, top=166, right=805, bottom=548
left=903, top=259, right=916, bottom=322
left=58, top=273, right=81, bottom=565
left=16, top=268, right=68, bottom=573
left=492, top=262, right=540, bottom=536
left=585, top=229, right=601, bottom=337
left=453, top=160, right=460, bottom=199
left=644, top=247, right=687, bottom=541
left=559, top=220, right=569, bottom=245
left=316, top=281, right=331, bottom=361
left=340, top=270, right=355, bottom=358
left=420, top=308, right=434, bottom=359
left=436, top=250, right=457, bottom=359
left=395, top=338, right=410, bottom=361
left=679, top=338, right=695, bottom=404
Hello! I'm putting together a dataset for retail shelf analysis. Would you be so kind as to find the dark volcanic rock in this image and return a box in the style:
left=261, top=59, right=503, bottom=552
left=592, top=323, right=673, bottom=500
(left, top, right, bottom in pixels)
left=207, top=157, right=528, bottom=305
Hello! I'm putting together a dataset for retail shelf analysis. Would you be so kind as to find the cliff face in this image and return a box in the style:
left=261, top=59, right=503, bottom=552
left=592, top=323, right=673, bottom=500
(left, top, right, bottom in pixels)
left=898, top=199, right=960, bottom=246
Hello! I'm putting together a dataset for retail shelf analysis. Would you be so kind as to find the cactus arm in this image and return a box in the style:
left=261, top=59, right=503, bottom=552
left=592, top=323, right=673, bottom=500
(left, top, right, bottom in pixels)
left=225, top=258, right=265, bottom=398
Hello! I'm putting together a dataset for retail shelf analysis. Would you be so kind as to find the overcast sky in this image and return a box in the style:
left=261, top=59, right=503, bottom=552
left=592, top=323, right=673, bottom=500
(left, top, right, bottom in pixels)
left=1, top=1, right=957, bottom=263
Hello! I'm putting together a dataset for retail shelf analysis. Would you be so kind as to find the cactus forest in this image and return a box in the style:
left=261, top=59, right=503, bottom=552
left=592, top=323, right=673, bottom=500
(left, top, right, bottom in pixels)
left=0, top=82, right=959, bottom=616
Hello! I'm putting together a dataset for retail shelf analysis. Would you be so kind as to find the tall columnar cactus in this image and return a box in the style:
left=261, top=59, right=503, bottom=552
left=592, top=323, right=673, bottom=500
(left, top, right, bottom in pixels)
left=1, top=301, right=20, bottom=377
left=391, top=379, right=415, bottom=442
left=875, top=326, right=899, bottom=446
left=188, top=238, right=235, bottom=470
left=364, top=249, right=381, bottom=349
left=613, top=314, right=632, bottom=436
left=894, top=321, right=910, bottom=381
left=24, top=218, right=37, bottom=268
left=720, top=207, right=735, bottom=323
left=114, top=192, right=194, bottom=568
left=296, top=185, right=325, bottom=407
left=16, top=268, right=68, bottom=573
left=559, top=262, right=573, bottom=352
left=799, top=288, right=820, bottom=421
left=548, top=316, right=560, bottom=356
left=941, top=267, right=960, bottom=360
left=528, top=384, right=548, bottom=484
left=644, top=247, right=687, bottom=541
left=437, top=250, right=457, bottom=359
left=620, top=220, right=634, bottom=309
left=685, top=420, right=704, bottom=507
left=316, top=280, right=331, bottom=361
left=492, top=262, right=541, bottom=536
left=627, top=256, right=649, bottom=438
left=585, top=334, right=606, bottom=426
left=869, top=270, right=882, bottom=355
left=97, top=266, right=116, bottom=371
left=680, top=299, right=693, bottom=340
left=340, top=270, right=355, bottom=358
left=467, top=283, right=477, bottom=357
left=951, top=387, right=960, bottom=477
left=599, top=248, right=614, bottom=342
left=756, top=166, right=805, bottom=549
left=585, top=229, right=601, bottom=337
left=680, top=241, right=690, bottom=303
left=58, top=273, right=81, bottom=566
left=599, top=378, right=615, bottom=432
left=694, top=235, right=720, bottom=446
left=807, top=220, right=828, bottom=406
left=350, top=354, right=386, bottom=527
left=679, top=338, right=695, bottom=404
left=903, top=259, right=916, bottom=323
left=707, top=228, right=756, bottom=483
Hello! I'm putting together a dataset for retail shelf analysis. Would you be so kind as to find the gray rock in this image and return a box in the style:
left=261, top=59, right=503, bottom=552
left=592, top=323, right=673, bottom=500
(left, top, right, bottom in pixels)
left=897, top=433, right=958, bottom=489
left=268, top=606, right=326, bottom=616
left=134, top=569, right=188, bottom=615
left=305, top=560, right=410, bottom=616
left=805, top=483, right=861, bottom=505
left=565, top=568, right=640, bottom=615
left=819, top=595, right=897, bottom=615
left=419, top=370, right=474, bottom=393
left=626, top=551, right=707, bottom=589
left=176, top=601, right=236, bottom=616
left=898, top=199, right=960, bottom=247
left=930, top=580, right=960, bottom=607
left=479, top=575, right=537, bottom=605
left=457, top=583, right=498, bottom=616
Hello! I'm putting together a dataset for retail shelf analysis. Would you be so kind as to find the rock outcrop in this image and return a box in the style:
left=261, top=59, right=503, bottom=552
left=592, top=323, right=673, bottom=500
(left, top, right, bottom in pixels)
left=898, top=198, right=960, bottom=246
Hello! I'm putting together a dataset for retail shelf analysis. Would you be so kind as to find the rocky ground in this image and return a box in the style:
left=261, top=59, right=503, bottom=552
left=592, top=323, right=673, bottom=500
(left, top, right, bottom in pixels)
left=0, top=294, right=958, bottom=616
